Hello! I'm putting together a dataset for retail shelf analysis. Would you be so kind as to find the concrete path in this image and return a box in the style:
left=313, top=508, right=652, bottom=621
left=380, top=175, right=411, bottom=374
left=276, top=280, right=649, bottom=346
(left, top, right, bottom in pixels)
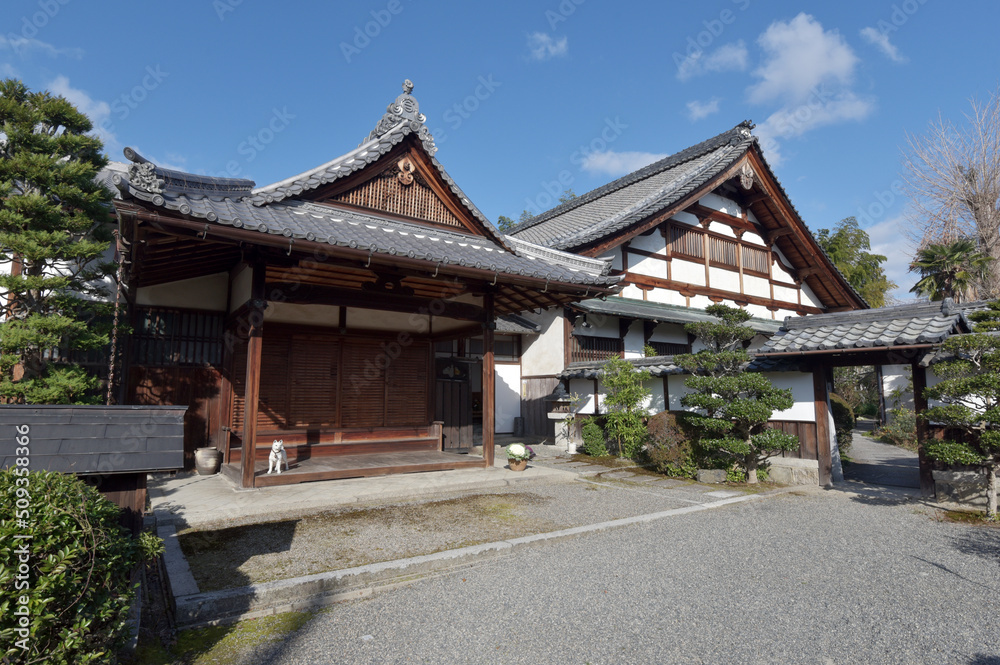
left=843, top=429, right=920, bottom=489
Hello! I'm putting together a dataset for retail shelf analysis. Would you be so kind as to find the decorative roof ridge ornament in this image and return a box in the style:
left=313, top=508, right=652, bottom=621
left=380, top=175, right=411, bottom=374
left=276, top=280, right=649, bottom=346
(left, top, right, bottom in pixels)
left=122, top=146, right=164, bottom=194
left=363, top=79, right=437, bottom=155
left=738, top=162, right=756, bottom=190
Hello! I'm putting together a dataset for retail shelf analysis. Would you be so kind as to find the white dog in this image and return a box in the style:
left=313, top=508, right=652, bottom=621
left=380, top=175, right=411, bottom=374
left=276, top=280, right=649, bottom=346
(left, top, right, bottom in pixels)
left=267, top=439, right=288, bottom=474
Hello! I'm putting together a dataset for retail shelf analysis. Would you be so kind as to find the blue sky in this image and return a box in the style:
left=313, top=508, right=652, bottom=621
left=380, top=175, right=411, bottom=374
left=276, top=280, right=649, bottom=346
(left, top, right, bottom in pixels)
left=2, top=0, right=998, bottom=301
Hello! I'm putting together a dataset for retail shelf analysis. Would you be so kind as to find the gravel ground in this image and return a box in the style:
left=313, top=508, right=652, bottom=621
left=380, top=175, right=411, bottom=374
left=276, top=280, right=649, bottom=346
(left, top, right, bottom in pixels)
left=178, top=475, right=732, bottom=590
left=200, top=485, right=1000, bottom=665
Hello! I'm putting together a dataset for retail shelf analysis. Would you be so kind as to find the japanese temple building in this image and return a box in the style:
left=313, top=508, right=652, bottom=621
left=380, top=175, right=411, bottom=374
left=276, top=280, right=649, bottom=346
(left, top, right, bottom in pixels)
left=109, top=81, right=622, bottom=488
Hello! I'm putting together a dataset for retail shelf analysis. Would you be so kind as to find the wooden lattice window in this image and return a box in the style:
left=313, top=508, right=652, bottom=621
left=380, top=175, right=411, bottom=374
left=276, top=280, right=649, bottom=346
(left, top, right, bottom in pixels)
left=569, top=335, right=623, bottom=363
left=668, top=225, right=704, bottom=259
left=131, top=307, right=224, bottom=366
left=708, top=236, right=739, bottom=267
left=741, top=245, right=770, bottom=275
left=647, top=341, right=691, bottom=356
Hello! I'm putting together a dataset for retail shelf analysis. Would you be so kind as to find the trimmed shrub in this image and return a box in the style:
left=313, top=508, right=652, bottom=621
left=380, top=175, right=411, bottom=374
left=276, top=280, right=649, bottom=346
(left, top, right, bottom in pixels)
left=0, top=469, right=154, bottom=664
left=875, top=407, right=917, bottom=451
left=829, top=393, right=856, bottom=455
left=645, top=411, right=697, bottom=478
left=580, top=417, right=609, bottom=457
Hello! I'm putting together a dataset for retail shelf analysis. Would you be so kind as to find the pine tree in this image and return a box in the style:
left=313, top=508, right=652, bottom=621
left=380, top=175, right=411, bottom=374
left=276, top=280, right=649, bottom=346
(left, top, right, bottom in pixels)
left=675, top=304, right=798, bottom=483
left=0, top=79, right=114, bottom=404
left=923, top=299, right=1000, bottom=518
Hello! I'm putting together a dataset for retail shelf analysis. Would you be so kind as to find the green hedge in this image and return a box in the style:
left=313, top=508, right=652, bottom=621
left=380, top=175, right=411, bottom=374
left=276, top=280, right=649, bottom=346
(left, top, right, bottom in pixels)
left=829, top=393, right=855, bottom=455
left=0, top=469, right=147, bottom=664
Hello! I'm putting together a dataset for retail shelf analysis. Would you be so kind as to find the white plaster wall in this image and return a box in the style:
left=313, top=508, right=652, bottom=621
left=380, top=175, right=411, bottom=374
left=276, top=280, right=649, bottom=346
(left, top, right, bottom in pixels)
left=520, top=308, right=566, bottom=377
left=495, top=364, right=521, bottom=433
left=264, top=302, right=340, bottom=326
left=689, top=295, right=714, bottom=310
left=708, top=221, right=736, bottom=238
left=646, top=288, right=688, bottom=306
left=611, top=247, right=623, bottom=272
left=744, top=274, right=770, bottom=298
left=569, top=378, right=597, bottom=415
left=699, top=192, right=740, bottom=217
left=672, top=259, right=705, bottom=285
left=775, top=308, right=799, bottom=320
left=709, top=267, right=739, bottom=292
left=623, top=320, right=645, bottom=358
left=667, top=374, right=692, bottom=411
left=629, top=232, right=665, bottom=254
left=230, top=265, right=252, bottom=312
left=620, top=284, right=647, bottom=300
left=347, top=308, right=433, bottom=333
left=766, top=372, right=816, bottom=421
left=773, top=284, right=798, bottom=304
left=648, top=323, right=687, bottom=343
left=573, top=315, right=618, bottom=339
left=746, top=304, right=772, bottom=320
left=743, top=231, right=766, bottom=246
left=672, top=211, right=699, bottom=226
left=631, top=254, right=668, bottom=279
left=800, top=282, right=824, bottom=309
left=136, top=272, right=229, bottom=311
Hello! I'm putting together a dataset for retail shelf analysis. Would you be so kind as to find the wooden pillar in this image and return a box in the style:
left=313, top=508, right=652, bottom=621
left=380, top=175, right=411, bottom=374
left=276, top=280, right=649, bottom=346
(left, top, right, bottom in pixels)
left=912, top=362, right=934, bottom=497
left=482, top=292, right=495, bottom=468
left=812, top=367, right=833, bottom=487
left=239, top=262, right=266, bottom=489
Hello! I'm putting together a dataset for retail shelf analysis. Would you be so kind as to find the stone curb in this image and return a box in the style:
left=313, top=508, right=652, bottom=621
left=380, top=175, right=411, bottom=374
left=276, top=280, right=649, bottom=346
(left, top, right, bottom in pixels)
left=171, top=485, right=801, bottom=628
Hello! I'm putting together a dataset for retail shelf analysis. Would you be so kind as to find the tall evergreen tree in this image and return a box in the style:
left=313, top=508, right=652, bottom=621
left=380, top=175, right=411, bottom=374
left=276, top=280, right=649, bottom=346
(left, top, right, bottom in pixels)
left=923, top=300, right=1000, bottom=518
left=0, top=79, right=114, bottom=404
left=816, top=217, right=896, bottom=308
left=675, top=304, right=798, bottom=483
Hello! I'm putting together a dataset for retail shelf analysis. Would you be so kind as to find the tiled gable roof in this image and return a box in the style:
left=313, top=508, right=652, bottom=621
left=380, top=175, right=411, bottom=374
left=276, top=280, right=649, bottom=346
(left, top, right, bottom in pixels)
left=759, top=300, right=972, bottom=354
left=509, top=122, right=756, bottom=250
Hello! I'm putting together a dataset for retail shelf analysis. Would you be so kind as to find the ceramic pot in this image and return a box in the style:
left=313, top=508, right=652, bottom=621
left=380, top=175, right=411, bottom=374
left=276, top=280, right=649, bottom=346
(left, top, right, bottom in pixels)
left=508, top=458, right=528, bottom=472
left=194, top=447, right=223, bottom=475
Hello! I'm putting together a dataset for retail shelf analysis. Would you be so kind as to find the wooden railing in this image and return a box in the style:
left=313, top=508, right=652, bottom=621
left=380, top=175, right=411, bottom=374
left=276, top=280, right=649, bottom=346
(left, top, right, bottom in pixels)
left=569, top=335, right=623, bottom=363
left=647, top=341, right=691, bottom=356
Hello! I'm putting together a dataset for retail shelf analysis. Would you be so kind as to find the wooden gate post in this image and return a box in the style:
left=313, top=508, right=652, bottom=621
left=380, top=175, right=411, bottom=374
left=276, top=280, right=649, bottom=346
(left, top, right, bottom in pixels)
left=911, top=362, right=934, bottom=497
left=482, top=292, right=495, bottom=468
left=812, top=366, right=833, bottom=487
left=240, top=263, right=266, bottom=489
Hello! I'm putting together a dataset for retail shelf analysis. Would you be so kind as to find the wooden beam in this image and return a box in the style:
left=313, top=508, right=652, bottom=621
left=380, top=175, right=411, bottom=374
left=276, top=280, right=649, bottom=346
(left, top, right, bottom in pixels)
left=912, top=362, right=934, bottom=497
left=687, top=203, right=757, bottom=234
left=265, top=282, right=485, bottom=321
left=812, top=367, right=833, bottom=487
left=482, top=293, right=496, bottom=468
left=624, top=272, right=823, bottom=314
left=240, top=260, right=266, bottom=489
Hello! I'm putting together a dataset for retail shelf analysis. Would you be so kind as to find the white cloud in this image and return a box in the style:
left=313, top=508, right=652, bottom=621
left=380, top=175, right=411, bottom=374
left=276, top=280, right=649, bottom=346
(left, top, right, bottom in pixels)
left=747, top=14, right=873, bottom=165
left=686, top=98, right=720, bottom=121
left=864, top=215, right=917, bottom=300
left=860, top=27, right=907, bottom=63
left=47, top=75, right=117, bottom=149
left=676, top=40, right=748, bottom=81
left=527, top=32, right=568, bottom=61
left=0, top=63, right=17, bottom=78
left=580, top=150, right=667, bottom=177
left=748, top=13, right=858, bottom=105
left=0, top=35, right=83, bottom=59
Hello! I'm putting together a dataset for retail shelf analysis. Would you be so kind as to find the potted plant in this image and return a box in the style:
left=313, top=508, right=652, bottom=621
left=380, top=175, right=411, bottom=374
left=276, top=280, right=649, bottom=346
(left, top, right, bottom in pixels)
left=505, top=443, right=535, bottom=471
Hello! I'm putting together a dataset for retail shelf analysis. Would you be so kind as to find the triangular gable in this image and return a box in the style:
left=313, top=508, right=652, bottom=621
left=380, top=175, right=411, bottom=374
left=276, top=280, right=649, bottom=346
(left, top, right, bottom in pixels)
left=250, top=80, right=503, bottom=241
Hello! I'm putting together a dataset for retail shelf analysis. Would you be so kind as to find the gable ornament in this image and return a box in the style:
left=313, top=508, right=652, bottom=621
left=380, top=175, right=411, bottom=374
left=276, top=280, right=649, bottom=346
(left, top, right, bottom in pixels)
left=738, top=163, right=756, bottom=190
left=397, top=157, right=416, bottom=186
